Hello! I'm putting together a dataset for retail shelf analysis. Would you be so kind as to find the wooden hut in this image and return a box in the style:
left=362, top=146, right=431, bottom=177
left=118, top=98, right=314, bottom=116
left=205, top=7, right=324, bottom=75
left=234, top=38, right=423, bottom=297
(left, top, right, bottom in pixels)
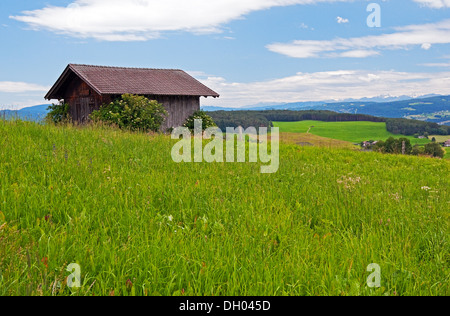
left=45, top=64, right=219, bottom=130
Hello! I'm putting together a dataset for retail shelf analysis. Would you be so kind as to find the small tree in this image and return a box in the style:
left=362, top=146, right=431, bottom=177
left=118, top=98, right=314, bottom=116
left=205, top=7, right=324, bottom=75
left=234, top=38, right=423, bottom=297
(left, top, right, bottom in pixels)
left=399, top=137, right=412, bottom=155
left=373, top=140, right=385, bottom=153
left=411, top=145, right=425, bottom=156
left=424, top=142, right=445, bottom=158
left=374, top=137, right=412, bottom=155
left=90, top=94, right=167, bottom=132
left=46, top=102, right=70, bottom=124
left=183, top=110, right=217, bottom=132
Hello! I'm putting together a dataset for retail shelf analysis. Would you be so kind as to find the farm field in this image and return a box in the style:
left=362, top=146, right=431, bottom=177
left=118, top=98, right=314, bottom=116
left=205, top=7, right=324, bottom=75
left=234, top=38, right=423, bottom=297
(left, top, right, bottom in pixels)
left=430, top=135, right=450, bottom=143
left=273, top=121, right=431, bottom=145
left=279, top=132, right=356, bottom=149
left=0, top=120, right=449, bottom=296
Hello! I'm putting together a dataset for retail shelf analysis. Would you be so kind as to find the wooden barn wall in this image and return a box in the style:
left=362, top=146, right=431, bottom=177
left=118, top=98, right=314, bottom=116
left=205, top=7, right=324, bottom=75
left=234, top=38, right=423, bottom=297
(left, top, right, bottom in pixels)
left=144, top=95, right=200, bottom=131
left=62, top=77, right=200, bottom=129
left=63, top=76, right=103, bottom=123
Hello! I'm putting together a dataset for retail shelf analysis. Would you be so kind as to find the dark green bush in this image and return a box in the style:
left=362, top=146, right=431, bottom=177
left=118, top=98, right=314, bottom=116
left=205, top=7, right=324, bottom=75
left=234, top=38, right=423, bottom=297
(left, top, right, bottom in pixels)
left=46, top=103, right=70, bottom=124
left=90, top=94, right=167, bottom=132
left=411, top=145, right=425, bottom=156
left=424, top=142, right=445, bottom=158
left=183, top=110, right=217, bottom=131
left=374, top=137, right=412, bottom=155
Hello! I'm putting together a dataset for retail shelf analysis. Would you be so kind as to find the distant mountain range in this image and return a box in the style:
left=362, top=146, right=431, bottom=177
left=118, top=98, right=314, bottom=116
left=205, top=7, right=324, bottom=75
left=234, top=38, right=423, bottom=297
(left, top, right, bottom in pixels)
left=2, top=94, right=449, bottom=125
left=202, top=94, right=450, bottom=125
left=0, top=104, right=50, bottom=121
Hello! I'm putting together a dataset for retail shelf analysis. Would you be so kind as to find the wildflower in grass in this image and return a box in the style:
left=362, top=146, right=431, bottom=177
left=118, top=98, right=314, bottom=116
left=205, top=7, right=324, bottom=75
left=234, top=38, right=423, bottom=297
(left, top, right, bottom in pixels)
left=126, top=279, right=133, bottom=291
left=390, top=193, right=402, bottom=201
left=168, top=215, right=173, bottom=222
left=421, top=186, right=432, bottom=191
left=41, top=257, right=48, bottom=269
left=337, top=175, right=362, bottom=190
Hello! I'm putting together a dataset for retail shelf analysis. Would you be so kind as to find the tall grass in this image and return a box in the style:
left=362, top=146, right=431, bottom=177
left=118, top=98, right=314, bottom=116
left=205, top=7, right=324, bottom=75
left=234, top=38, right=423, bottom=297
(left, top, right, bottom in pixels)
left=0, top=120, right=448, bottom=296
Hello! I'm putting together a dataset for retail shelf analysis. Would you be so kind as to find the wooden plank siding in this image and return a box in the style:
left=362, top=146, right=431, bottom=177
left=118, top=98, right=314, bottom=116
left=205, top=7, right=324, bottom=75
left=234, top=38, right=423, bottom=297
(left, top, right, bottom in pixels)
left=63, top=76, right=103, bottom=123
left=144, top=95, right=200, bottom=130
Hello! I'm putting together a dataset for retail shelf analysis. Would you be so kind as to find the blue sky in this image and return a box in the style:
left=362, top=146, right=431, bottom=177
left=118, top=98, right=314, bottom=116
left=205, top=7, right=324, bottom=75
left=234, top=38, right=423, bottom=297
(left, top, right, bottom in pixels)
left=1, top=0, right=450, bottom=109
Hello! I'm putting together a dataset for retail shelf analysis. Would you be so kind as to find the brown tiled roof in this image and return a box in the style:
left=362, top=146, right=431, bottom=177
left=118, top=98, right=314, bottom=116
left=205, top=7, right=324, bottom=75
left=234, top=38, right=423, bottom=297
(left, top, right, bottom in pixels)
left=45, top=64, right=219, bottom=99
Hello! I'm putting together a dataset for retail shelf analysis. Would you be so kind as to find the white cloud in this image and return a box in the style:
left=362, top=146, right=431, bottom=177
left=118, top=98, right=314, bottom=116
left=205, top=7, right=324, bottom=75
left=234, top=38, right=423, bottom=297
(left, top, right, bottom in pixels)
left=198, top=70, right=450, bottom=107
left=336, top=16, right=349, bottom=24
left=267, top=19, right=450, bottom=58
left=413, top=0, right=450, bottom=8
left=10, top=0, right=353, bottom=41
left=421, top=62, right=450, bottom=67
left=336, top=50, right=380, bottom=58
left=0, top=81, right=50, bottom=93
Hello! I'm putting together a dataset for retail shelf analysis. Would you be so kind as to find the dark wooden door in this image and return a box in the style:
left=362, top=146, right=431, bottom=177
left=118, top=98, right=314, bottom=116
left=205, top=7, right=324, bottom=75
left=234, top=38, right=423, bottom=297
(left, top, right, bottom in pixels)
left=79, top=97, right=90, bottom=123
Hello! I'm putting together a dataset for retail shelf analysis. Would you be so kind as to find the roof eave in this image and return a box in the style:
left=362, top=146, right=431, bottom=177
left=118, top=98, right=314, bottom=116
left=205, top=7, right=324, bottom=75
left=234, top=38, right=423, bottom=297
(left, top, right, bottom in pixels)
left=45, top=64, right=103, bottom=100
left=45, top=64, right=72, bottom=100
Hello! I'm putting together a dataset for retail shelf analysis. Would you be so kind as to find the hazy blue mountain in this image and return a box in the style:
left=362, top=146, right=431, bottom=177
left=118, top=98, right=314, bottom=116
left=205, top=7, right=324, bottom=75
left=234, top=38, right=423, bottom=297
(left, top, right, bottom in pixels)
left=0, top=104, right=50, bottom=121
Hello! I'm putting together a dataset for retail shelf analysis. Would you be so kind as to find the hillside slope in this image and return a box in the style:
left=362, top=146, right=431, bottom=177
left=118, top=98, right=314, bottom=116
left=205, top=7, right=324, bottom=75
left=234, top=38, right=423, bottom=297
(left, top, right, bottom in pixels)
left=273, top=121, right=431, bottom=145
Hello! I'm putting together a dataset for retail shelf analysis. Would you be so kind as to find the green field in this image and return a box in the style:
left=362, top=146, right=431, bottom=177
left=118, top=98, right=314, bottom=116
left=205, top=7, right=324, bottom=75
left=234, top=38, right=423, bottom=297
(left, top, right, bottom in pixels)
left=0, top=120, right=449, bottom=296
left=430, top=135, right=450, bottom=143
left=273, top=121, right=431, bottom=145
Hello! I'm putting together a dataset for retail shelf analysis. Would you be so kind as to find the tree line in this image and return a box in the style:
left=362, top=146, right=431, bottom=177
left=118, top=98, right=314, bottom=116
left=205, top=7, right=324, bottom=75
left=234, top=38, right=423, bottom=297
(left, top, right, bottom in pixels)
left=385, top=118, right=450, bottom=136
left=369, top=137, right=446, bottom=158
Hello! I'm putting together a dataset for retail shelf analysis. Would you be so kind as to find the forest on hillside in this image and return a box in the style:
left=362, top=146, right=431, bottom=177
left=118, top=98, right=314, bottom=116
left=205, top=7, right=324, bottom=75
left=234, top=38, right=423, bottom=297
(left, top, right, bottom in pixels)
left=207, top=110, right=450, bottom=136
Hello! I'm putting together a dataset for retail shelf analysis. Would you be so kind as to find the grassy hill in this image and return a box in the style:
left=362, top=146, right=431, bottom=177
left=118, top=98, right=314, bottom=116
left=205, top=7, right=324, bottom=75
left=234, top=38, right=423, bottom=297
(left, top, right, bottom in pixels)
left=279, top=132, right=356, bottom=149
left=0, top=120, right=448, bottom=296
left=273, top=121, right=431, bottom=145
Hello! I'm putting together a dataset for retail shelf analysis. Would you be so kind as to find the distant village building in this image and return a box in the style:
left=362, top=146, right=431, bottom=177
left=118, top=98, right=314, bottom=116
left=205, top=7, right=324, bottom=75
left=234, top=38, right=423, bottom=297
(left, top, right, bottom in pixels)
left=45, top=64, right=219, bottom=130
left=444, top=140, right=450, bottom=147
left=361, top=140, right=378, bottom=148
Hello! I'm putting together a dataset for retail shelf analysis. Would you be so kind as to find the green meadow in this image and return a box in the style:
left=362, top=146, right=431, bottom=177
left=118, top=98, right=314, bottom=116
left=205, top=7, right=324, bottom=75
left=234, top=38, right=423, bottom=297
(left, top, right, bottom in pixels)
left=0, top=120, right=448, bottom=296
left=273, top=121, right=431, bottom=145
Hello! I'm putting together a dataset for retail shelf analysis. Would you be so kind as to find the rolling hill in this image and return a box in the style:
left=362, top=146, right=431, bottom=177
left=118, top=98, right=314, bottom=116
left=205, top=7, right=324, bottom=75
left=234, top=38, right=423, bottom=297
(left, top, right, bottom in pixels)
left=203, top=95, right=450, bottom=125
left=273, top=121, right=431, bottom=145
